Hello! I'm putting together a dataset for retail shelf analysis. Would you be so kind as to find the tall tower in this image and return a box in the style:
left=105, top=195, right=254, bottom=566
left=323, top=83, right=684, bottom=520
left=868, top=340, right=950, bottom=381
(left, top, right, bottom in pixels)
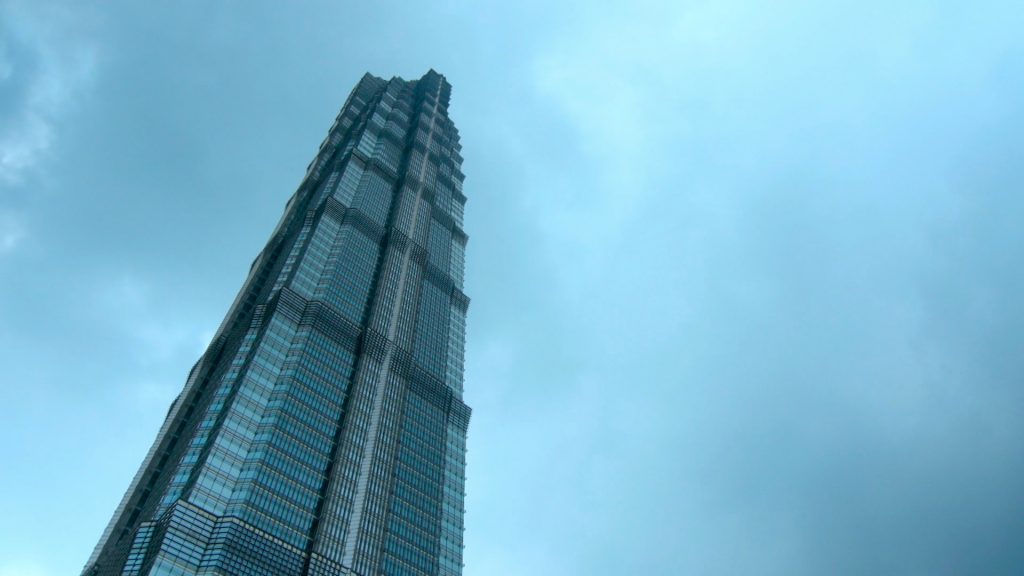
left=84, top=70, right=470, bottom=576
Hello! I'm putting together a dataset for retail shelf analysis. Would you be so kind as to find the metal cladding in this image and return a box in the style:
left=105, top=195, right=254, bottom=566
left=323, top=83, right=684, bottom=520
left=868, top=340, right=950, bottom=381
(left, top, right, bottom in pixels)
left=84, top=70, right=470, bottom=576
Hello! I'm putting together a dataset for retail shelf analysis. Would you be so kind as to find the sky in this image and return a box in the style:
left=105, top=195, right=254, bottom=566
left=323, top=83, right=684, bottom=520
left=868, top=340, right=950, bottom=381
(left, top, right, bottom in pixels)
left=1, top=0, right=1023, bottom=574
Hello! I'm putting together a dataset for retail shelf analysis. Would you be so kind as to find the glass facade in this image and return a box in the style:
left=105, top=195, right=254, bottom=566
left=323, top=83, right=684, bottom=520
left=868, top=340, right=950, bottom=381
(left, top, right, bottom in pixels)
left=83, top=70, right=470, bottom=576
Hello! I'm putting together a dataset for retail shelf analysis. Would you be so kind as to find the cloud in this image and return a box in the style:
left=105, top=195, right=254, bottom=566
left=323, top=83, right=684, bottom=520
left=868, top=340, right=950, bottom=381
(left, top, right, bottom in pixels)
left=90, top=272, right=216, bottom=415
left=0, top=210, right=25, bottom=253
left=97, top=273, right=213, bottom=366
left=0, top=560, right=49, bottom=576
left=0, top=0, right=97, bottom=184
left=512, top=2, right=1024, bottom=573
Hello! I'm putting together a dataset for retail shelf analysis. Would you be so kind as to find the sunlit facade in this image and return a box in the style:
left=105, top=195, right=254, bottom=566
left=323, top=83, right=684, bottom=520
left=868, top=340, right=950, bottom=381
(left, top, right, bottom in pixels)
left=83, top=70, right=470, bottom=576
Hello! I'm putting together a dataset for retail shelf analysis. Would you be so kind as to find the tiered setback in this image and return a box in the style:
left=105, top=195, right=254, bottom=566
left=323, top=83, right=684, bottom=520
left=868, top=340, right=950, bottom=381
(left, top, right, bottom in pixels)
left=84, top=70, right=470, bottom=576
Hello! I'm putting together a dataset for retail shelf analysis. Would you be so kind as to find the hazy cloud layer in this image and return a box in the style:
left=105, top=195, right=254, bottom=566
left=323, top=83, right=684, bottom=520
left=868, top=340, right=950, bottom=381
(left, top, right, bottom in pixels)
left=1, top=1, right=1021, bottom=574
left=0, top=0, right=96, bottom=183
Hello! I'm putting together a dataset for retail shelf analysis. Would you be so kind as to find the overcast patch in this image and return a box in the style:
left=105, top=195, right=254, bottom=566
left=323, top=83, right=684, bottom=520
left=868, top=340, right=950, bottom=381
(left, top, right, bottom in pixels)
left=0, top=0, right=97, bottom=184
left=0, top=210, right=25, bottom=253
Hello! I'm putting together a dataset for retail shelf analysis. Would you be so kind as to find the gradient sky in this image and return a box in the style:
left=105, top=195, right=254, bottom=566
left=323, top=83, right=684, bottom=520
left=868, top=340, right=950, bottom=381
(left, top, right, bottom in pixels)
left=2, top=1, right=1023, bottom=574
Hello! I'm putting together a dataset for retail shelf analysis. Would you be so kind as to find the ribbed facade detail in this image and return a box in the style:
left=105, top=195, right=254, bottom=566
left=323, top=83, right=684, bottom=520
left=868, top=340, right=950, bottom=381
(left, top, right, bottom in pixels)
left=83, top=70, right=470, bottom=576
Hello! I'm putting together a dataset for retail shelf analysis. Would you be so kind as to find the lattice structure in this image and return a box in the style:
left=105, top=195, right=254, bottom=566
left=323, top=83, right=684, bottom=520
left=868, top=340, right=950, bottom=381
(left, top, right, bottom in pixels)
left=84, top=70, right=470, bottom=576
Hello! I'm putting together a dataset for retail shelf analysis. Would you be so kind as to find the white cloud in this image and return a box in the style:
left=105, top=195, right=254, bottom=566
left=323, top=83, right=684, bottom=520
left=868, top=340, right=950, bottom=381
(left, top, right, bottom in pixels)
left=0, top=211, right=26, bottom=253
left=131, top=378, right=180, bottom=411
left=0, top=0, right=97, bottom=184
left=0, top=45, right=13, bottom=81
left=196, top=328, right=216, bottom=355
left=98, top=273, right=214, bottom=366
left=0, top=560, right=50, bottom=576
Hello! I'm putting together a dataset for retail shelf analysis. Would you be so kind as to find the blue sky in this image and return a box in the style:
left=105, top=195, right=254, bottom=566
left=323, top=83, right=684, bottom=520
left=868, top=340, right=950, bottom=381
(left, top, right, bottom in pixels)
left=2, top=1, right=1023, bottom=574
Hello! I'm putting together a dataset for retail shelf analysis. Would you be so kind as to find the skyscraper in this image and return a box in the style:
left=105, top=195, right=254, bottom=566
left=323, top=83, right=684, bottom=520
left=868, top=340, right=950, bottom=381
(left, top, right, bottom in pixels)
left=83, top=70, right=470, bottom=576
